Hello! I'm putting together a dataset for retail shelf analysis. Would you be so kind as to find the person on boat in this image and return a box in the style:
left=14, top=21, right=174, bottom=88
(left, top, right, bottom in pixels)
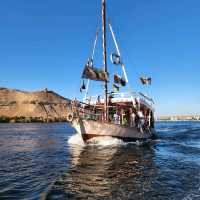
left=122, top=114, right=128, bottom=126
left=97, top=95, right=101, bottom=104
left=135, top=97, right=140, bottom=111
left=143, top=108, right=149, bottom=127
left=130, top=108, right=136, bottom=127
left=137, top=109, right=145, bottom=132
left=121, top=109, right=128, bottom=126
left=150, top=111, right=155, bottom=128
left=113, top=111, right=120, bottom=125
left=122, top=110, right=130, bottom=126
left=143, top=108, right=153, bottom=129
left=146, top=109, right=151, bottom=127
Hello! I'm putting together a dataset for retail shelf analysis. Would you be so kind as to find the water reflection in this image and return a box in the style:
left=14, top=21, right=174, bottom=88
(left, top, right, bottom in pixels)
left=46, top=143, right=157, bottom=199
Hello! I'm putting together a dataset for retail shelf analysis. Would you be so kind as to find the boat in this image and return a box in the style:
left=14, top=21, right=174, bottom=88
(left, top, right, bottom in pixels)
left=68, top=0, right=156, bottom=142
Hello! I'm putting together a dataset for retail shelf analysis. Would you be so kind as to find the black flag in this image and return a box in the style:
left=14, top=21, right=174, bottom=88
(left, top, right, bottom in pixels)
left=140, top=77, right=151, bottom=85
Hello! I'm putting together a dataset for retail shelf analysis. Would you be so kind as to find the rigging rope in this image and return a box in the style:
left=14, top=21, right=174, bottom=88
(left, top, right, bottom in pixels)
left=108, top=22, right=136, bottom=107
left=84, top=27, right=100, bottom=102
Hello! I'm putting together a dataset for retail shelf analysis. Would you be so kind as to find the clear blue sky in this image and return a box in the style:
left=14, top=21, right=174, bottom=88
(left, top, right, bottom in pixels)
left=0, top=0, right=200, bottom=116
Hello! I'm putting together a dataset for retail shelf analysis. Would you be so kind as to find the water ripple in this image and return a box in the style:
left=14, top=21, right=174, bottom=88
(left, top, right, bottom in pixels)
left=0, top=122, right=199, bottom=199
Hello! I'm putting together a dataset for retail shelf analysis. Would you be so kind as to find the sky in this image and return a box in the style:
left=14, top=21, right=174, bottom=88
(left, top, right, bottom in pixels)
left=0, top=0, right=200, bottom=116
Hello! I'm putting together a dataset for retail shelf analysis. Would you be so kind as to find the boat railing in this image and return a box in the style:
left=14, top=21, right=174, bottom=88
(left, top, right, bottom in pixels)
left=83, top=91, right=154, bottom=108
left=70, top=99, right=104, bottom=121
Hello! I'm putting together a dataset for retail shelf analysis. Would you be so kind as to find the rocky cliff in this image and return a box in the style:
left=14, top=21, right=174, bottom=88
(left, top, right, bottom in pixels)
left=0, top=87, right=71, bottom=122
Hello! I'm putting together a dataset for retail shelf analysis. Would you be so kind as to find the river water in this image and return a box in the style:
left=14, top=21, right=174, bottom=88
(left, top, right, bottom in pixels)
left=0, top=122, right=199, bottom=200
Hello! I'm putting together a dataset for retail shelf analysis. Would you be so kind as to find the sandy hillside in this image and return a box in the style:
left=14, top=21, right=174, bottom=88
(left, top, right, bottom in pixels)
left=0, top=87, right=71, bottom=120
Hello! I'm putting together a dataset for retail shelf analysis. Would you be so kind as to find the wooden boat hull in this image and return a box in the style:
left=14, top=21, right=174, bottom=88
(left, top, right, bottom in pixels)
left=71, top=118, right=155, bottom=142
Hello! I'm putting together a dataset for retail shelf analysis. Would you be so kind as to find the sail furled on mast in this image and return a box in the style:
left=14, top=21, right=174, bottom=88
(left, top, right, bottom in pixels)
left=81, top=25, right=109, bottom=82
left=81, top=59, right=109, bottom=82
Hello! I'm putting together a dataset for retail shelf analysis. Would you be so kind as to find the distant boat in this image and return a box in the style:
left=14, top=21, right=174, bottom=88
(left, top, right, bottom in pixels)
left=68, top=0, right=156, bottom=142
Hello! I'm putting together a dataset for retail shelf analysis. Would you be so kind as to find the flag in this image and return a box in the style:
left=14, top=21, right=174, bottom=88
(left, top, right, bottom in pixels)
left=110, top=53, right=121, bottom=65
left=114, top=74, right=121, bottom=84
left=140, top=77, right=151, bottom=85
left=80, top=80, right=86, bottom=93
left=120, top=78, right=126, bottom=86
left=114, top=74, right=126, bottom=86
left=112, top=84, right=119, bottom=92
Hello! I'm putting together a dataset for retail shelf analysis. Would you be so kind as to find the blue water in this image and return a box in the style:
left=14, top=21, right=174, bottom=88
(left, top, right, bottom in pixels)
left=0, top=122, right=199, bottom=199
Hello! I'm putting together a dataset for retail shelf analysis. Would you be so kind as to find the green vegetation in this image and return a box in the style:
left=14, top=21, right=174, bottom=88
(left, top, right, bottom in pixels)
left=0, top=116, right=10, bottom=123
left=0, top=116, right=68, bottom=123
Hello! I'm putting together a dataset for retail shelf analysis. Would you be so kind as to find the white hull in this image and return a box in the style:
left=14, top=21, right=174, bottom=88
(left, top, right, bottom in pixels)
left=72, top=118, right=155, bottom=142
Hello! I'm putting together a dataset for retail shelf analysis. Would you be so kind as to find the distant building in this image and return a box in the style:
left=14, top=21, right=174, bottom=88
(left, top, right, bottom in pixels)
left=170, top=116, right=177, bottom=121
left=156, top=115, right=200, bottom=121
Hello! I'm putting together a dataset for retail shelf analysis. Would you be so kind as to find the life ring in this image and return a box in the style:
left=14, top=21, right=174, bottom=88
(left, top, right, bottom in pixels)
left=67, top=113, right=74, bottom=122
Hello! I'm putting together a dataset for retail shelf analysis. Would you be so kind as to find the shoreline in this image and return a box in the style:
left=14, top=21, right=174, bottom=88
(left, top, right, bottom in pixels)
left=0, top=116, right=68, bottom=123
left=1, top=117, right=199, bottom=124
left=156, top=120, right=200, bottom=122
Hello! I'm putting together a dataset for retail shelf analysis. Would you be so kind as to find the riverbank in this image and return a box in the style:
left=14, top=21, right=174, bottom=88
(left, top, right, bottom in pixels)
left=0, top=87, right=72, bottom=122
left=0, top=116, right=68, bottom=123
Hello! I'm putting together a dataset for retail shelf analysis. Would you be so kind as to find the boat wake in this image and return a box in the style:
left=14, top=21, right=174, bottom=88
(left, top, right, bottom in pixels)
left=68, top=134, right=123, bottom=146
left=68, top=134, right=85, bottom=146
left=157, top=128, right=174, bottom=132
left=68, top=134, right=147, bottom=147
left=87, top=136, right=124, bottom=146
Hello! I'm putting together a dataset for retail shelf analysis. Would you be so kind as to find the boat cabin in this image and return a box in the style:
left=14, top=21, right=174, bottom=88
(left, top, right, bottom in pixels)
left=71, top=92, right=155, bottom=130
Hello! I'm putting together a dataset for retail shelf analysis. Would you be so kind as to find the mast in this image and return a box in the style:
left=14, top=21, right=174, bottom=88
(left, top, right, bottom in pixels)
left=102, top=0, right=108, bottom=121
